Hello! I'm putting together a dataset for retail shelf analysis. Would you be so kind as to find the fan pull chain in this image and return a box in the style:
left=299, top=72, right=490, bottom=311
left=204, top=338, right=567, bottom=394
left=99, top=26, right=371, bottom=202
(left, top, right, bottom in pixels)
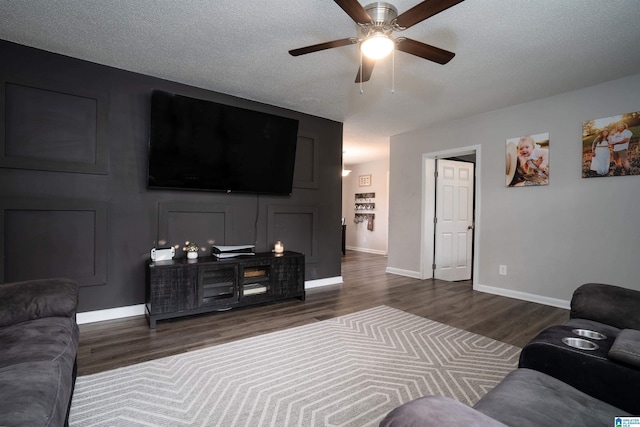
left=391, top=48, right=395, bottom=94
left=359, top=49, right=364, bottom=94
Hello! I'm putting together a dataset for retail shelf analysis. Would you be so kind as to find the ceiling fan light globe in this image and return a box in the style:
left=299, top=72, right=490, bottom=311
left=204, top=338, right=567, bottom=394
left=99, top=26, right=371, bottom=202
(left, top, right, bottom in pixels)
left=361, top=34, right=394, bottom=60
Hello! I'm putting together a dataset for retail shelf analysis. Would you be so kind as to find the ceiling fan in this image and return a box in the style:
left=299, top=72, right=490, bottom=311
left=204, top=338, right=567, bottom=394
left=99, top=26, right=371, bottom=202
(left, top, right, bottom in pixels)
left=289, top=0, right=464, bottom=83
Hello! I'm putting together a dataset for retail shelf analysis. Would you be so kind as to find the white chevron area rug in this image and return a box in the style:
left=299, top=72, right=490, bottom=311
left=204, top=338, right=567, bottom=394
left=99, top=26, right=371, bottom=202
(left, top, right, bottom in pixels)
left=70, top=306, right=520, bottom=427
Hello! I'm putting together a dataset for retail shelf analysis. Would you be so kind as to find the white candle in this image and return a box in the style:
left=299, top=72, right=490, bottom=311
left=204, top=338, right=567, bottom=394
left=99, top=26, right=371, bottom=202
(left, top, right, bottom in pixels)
left=274, top=241, right=284, bottom=253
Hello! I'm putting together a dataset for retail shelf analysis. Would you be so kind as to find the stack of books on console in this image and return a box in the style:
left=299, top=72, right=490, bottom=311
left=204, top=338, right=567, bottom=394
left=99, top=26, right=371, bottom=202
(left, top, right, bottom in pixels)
left=243, top=283, right=268, bottom=296
left=211, top=245, right=255, bottom=259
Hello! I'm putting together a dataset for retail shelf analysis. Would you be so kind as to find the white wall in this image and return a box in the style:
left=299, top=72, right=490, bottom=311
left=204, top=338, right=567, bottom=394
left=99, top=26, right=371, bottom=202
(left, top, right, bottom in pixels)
left=342, top=159, right=389, bottom=255
left=389, top=73, right=640, bottom=306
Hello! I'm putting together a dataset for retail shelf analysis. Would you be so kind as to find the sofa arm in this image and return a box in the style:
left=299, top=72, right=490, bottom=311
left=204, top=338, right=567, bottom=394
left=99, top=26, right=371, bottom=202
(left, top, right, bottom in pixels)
left=379, top=396, right=507, bottom=427
left=609, top=329, right=640, bottom=368
left=570, top=283, right=640, bottom=330
left=0, top=278, right=78, bottom=327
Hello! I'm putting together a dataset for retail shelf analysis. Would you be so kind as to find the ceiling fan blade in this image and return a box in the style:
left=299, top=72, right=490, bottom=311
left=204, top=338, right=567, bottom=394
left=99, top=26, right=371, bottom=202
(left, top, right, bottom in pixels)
left=395, top=0, right=464, bottom=29
left=355, top=57, right=376, bottom=83
left=289, top=38, right=357, bottom=56
left=334, top=0, right=373, bottom=24
left=396, top=37, right=455, bottom=64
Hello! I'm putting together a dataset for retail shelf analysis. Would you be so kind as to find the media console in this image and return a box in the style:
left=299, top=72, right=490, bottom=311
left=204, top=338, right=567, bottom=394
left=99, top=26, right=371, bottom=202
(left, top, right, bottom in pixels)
left=146, top=251, right=305, bottom=328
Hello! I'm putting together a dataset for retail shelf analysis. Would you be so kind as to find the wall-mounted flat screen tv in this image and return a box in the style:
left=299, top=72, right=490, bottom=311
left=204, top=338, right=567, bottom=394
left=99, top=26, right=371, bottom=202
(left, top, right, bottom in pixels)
left=148, top=90, right=299, bottom=195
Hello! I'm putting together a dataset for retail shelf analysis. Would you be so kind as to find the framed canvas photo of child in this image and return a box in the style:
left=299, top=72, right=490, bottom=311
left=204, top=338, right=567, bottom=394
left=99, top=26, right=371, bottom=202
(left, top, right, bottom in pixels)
left=506, top=132, right=550, bottom=187
left=582, top=112, right=639, bottom=178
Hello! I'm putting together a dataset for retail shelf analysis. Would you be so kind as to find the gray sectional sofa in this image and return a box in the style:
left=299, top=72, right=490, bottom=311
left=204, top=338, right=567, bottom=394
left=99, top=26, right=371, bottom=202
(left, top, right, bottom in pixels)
left=0, top=278, right=79, bottom=427
left=380, top=283, right=639, bottom=426
left=380, top=368, right=630, bottom=427
left=519, top=283, right=640, bottom=415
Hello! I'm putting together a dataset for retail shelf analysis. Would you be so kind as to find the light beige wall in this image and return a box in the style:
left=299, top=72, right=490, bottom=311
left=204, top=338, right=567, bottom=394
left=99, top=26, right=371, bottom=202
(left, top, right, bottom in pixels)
left=342, top=159, right=389, bottom=255
left=389, top=73, right=640, bottom=306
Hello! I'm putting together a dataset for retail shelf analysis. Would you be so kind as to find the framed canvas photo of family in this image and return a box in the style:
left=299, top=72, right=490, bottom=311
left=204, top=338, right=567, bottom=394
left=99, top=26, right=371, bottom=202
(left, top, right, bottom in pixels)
left=582, top=111, right=639, bottom=178
left=506, top=132, right=550, bottom=187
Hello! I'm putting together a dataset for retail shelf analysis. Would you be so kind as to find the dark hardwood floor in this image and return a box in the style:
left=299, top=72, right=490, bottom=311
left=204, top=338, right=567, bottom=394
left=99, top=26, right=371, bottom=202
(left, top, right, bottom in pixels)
left=77, top=251, right=569, bottom=376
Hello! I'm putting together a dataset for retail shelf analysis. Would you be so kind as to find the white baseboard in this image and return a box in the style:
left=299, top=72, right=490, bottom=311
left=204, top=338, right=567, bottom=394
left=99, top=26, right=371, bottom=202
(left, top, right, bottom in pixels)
left=77, top=277, right=345, bottom=324
left=76, top=278, right=569, bottom=324
left=385, top=267, right=422, bottom=279
left=474, top=283, right=570, bottom=310
left=77, top=304, right=146, bottom=325
left=305, top=276, right=343, bottom=289
left=345, top=246, right=387, bottom=256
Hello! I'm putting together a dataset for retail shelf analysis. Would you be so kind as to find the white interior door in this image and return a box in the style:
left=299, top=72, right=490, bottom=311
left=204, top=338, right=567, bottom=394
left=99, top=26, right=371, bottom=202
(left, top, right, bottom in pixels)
left=434, top=159, right=474, bottom=281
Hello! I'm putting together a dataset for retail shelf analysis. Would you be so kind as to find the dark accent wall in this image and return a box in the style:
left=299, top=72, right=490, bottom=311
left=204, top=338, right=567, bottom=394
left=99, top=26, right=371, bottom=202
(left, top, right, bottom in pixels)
left=0, top=40, right=343, bottom=312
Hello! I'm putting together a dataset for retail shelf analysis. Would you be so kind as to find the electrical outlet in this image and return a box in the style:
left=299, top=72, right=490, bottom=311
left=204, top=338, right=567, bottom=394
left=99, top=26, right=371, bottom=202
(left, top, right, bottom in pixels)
left=499, top=265, right=507, bottom=275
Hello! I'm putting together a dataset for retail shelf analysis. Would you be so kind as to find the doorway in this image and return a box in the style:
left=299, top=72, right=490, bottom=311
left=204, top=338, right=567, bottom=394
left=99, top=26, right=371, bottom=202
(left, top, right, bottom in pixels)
left=421, top=145, right=480, bottom=281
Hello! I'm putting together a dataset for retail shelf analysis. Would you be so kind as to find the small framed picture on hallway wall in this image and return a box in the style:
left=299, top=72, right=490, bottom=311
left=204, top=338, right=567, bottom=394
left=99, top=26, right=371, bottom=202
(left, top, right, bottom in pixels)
left=359, top=174, right=371, bottom=187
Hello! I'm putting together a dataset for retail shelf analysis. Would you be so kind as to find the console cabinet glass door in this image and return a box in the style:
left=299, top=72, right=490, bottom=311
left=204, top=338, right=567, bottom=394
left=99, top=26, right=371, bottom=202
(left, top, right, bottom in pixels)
left=198, top=264, right=238, bottom=308
left=240, top=263, right=273, bottom=302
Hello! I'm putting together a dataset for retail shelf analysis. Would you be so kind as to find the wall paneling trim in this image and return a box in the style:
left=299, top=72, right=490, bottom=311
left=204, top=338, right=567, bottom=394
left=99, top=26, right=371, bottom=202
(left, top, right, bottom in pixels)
left=158, top=202, right=233, bottom=256
left=0, top=198, right=107, bottom=286
left=267, top=205, right=318, bottom=263
left=0, top=76, right=109, bottom=174
left=292, top=133, right=319, bottom=189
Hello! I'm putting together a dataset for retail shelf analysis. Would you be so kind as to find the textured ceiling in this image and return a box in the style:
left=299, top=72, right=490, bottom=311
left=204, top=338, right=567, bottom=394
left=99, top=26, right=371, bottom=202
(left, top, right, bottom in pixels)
left=1, top=1, right=640, bottom=164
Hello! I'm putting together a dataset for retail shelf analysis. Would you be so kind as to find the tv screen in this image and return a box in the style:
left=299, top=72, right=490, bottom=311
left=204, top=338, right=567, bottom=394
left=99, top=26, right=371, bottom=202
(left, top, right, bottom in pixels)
left=148, top=90, right=299, bottom=195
